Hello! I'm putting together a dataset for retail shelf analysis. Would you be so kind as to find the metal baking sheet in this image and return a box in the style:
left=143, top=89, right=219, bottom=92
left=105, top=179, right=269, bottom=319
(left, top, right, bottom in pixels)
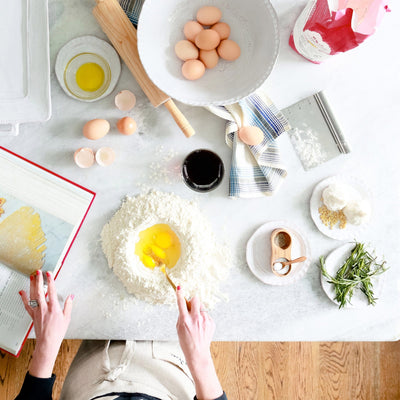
left=0, top=0, right=51, bottom=135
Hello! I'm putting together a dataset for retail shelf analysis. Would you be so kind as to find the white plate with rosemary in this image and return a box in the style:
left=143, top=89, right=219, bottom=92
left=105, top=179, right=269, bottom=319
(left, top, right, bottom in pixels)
left=310, top=175, right=372, bottom=240
left=320, top=242, right=387, bottom=309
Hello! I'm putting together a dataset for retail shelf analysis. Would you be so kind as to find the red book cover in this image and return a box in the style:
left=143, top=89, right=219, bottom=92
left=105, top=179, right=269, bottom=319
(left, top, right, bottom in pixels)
left=0, top=146, right=95, bottom=356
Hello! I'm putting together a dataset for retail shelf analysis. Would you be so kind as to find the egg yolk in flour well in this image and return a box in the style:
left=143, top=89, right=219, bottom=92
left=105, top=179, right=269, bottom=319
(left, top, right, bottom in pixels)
left=135, top=224, right=181, bottom=270
left=75, top=62, right=104, bottom=92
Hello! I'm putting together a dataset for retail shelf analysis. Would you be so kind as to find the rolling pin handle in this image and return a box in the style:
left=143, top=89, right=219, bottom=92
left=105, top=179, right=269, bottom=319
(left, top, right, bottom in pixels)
left=164, top=99, right=195, bottom=138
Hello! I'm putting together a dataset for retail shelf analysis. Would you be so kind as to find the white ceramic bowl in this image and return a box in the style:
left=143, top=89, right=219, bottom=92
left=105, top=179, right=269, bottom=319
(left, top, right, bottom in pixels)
left=137, top=0, right=279, bottom=106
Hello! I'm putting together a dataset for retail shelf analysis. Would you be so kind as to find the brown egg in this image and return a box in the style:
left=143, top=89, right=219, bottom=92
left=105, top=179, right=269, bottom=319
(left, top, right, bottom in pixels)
left=117, top=117, right=137, bottom=135
left=182, top=59, right=205, bottom=80
left=175, top=40, right=199, bottom=61
left=238, top=126, right=264, bottom=146
left=83, top=119, right=110, bottom=140
left=217, top=39, right=241, bottom=61
left=199, top=49, right=219, bottom=69
left=183, top=20, right=204, bottom=42
left=195, top=29, right=220, bottom=51
left=196, top=6, right=222, bottom=26
left=211, top=22, right=231, bottom=40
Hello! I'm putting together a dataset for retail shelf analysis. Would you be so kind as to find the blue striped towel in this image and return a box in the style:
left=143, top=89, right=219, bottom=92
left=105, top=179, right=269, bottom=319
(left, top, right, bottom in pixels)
left=120, top=0, right=290, bottom=198
left=206, top=94, right=289, bottom=198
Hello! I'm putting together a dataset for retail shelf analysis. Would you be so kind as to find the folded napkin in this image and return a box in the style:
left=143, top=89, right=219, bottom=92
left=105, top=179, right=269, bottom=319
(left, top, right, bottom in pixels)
left=120, top=0, right=290, bottom=198
left=206, top=94, right=289, bottom=198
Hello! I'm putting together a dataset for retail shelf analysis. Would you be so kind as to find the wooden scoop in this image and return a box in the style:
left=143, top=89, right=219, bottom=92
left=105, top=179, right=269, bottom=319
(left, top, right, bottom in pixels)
left=93, top=0, right=195, bottom=138
left=270, top=228, right=293, bottom=277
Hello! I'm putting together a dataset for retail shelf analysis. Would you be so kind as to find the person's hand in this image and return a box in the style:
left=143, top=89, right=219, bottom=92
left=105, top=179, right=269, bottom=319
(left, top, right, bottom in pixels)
left=176, top=287, right=223, bottom=400
left=19, top=270, right=74, bottom=378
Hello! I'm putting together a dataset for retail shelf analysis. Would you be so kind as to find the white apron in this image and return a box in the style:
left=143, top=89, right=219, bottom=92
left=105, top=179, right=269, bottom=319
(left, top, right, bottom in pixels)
left=60, top=341, right=195, bottom=400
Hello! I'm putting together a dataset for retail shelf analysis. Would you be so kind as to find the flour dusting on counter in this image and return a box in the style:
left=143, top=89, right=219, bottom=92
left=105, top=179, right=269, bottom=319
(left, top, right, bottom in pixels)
left=101, top=191, right=232, bottom=308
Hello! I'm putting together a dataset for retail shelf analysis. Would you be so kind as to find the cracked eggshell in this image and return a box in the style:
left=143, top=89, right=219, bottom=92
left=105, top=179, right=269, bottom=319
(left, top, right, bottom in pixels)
left=74, top=147, right=95, bottom=168
left=115, top=90, right=136, bottom=111
left=96, top=147, right=116, bottom=166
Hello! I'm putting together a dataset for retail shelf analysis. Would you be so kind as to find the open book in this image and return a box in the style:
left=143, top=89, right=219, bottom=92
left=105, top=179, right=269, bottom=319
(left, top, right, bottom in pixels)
left=0, top=147, right=95, bottom=356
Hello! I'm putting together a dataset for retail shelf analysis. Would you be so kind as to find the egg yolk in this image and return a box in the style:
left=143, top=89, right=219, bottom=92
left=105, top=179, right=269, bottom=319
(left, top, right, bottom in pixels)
left=75, top=62, right=104, bottom=92
left=135, top=224, right=181, bottom=270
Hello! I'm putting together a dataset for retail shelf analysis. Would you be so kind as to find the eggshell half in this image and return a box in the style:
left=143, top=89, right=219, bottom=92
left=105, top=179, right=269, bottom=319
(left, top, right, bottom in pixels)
left=115, top=90, right=136, bottom=111
left=96, top=147, right=116, bottom=166
left=196, top=6, right=222, bottom=26
left=74, top=147, right=95, bottom=168
left=238, top=126, right=264, bottom=146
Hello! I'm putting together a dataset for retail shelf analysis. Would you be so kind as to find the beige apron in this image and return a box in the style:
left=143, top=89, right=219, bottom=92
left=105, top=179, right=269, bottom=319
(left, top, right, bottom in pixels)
left=60, top=341, right=195, bottom=400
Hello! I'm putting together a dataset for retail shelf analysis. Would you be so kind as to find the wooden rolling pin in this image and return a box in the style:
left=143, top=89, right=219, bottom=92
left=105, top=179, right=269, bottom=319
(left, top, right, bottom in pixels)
left=93, top=0, right=195, bottom=138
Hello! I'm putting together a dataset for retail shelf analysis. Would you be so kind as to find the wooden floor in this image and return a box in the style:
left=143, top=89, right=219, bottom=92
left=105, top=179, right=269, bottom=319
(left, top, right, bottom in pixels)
left=1, top=341, right=400, bottom=400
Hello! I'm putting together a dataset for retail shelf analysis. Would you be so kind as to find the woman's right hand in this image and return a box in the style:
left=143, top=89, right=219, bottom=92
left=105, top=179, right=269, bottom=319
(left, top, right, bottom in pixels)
left=176, top=287, right=223, bottom=400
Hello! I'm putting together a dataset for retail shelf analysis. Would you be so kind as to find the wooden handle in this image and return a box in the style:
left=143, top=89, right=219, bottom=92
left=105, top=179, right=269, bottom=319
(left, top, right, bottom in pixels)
left=164, top=99, right=195, bottom=138
left=288, top=256, right=307, bottom=265
left=93, top=0, right=167, bottom=107
left=166, top=274, right=191, bottom=311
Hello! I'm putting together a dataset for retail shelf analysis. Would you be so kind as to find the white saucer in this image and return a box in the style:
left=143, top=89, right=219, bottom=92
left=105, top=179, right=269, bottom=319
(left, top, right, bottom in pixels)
left=320, top=242, right=385, bottom=308
left=55, top=35, right=121, bottom=102
left=310, top=175, right=372, bottom=240
left=246, top=220, right=311, bottom=286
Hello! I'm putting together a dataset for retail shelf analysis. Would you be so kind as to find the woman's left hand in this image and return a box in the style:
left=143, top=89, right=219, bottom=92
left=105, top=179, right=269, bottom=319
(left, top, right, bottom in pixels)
left=19, top=270, right=74, bottom=378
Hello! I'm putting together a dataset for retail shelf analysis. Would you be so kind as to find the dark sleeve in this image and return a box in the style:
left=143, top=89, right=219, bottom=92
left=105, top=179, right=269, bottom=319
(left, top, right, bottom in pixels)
left=194, top=392, right=227, bottom=400
left=15, top=372, right=56, bottom=400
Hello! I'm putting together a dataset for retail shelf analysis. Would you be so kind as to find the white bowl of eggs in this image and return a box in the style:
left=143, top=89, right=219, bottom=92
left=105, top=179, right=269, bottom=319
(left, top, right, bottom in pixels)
left=137, top=0, right=279, bottom=106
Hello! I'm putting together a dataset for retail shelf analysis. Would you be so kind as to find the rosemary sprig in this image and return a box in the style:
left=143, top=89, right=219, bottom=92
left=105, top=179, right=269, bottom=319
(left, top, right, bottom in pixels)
left=320, top=242, right=388, bottom=309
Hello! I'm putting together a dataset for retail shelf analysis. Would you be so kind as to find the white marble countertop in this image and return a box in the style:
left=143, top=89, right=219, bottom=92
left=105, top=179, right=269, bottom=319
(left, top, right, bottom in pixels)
left=2, top=0, right=400, bottom=341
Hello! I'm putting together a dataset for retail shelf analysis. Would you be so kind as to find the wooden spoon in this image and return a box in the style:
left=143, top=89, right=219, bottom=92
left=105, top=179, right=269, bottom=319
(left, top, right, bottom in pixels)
left=273, top=256, right=307, bottom=269
left=159, top=264, right=191, bottom=311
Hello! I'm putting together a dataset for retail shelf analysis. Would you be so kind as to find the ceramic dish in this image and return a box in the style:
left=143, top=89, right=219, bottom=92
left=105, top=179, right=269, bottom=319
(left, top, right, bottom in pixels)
left=0, top=0, right=51, bottom=136
left=55, top=36, right=121, bottom=102
left=310, top=175, right=372, bottom=240
left=137, top=0, right=279, bottom=106
left=246, top=220, right=311, bottom=286
left=320, top=242, right=385, bottom=308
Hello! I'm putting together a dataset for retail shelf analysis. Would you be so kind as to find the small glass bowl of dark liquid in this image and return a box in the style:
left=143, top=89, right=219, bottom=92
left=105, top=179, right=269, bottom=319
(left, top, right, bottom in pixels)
left=182, top=149, right=224, bottom=192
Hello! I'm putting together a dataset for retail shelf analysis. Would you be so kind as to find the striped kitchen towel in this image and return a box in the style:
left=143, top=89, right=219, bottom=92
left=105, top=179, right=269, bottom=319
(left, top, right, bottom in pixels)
left=119, top=0, right=145, bottom=27
left=206, top=93, right=289, bottom=198
left=119, top=0, right=290, bottom=198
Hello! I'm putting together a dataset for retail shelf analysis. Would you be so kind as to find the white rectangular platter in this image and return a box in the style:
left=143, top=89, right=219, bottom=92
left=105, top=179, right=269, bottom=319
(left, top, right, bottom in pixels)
left=0, top=0, right=51, bottom=136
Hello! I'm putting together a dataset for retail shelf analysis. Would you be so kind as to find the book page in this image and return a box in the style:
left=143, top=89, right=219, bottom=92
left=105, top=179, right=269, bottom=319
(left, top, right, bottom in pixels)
left=0, top=264, right=31, bottom=355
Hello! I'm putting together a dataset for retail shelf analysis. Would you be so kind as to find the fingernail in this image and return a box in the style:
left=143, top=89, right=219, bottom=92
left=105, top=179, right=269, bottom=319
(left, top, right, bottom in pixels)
left=18, top=290, right=23, bottom=296
left=46, top=271, right=51, bottom=278
left=36, top=270, right=40, bottom=276
left=30, top=275, right=34, bottom=281
left=177, top=286, right=181, bottom=291
left=70, top=294, right=75, bottom=301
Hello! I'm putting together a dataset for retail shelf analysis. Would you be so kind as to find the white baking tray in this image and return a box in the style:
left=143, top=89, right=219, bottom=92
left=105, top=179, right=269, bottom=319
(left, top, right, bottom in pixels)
left=0, top=0, right=51, bottom=136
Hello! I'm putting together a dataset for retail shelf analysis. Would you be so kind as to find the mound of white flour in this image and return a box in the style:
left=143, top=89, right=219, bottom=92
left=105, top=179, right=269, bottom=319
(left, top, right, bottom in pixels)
left=101, top=191, right=231, bottom=308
